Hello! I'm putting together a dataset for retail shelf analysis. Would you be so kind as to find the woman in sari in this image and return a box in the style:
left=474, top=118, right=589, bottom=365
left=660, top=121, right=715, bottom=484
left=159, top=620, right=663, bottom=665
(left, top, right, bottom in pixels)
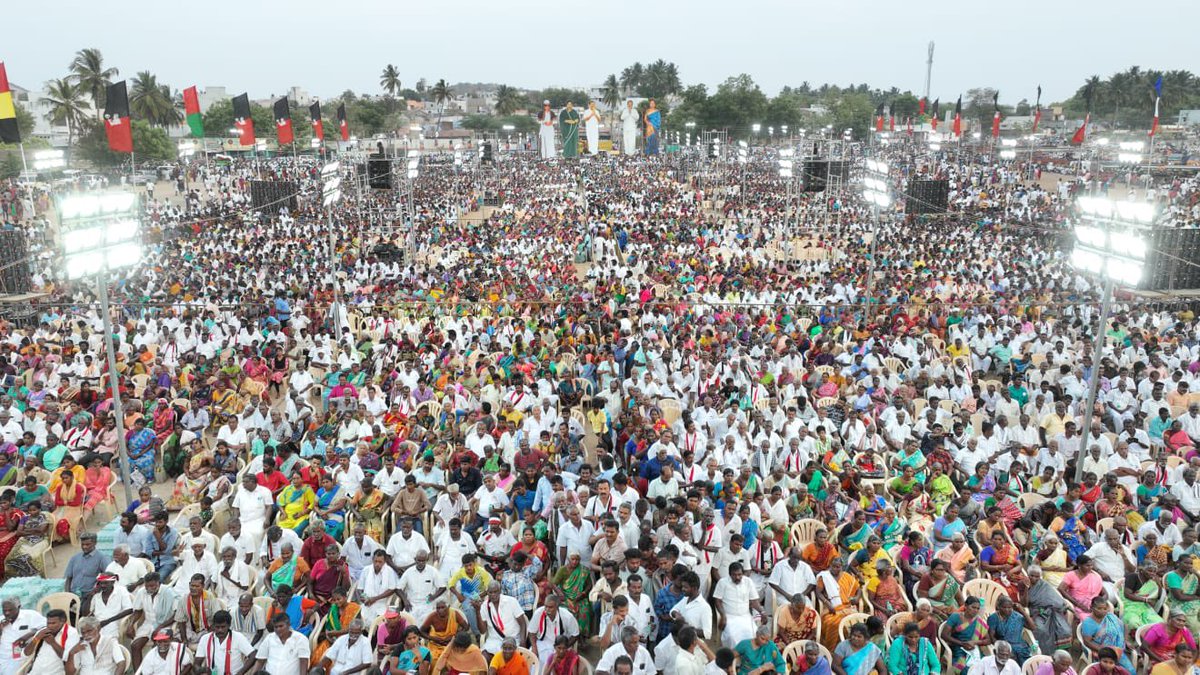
left=310, top=586, right=361, bottom=666
left=166, top=455, right=212, bottom=510
left=1137, top=531, right=1173, bottom=571
left=0, top=454, right=18, bottom=489
left=1164, top=554, right=1200, bottom=635
left=307, top=543, right=350, bottom=613
left=1061, top=554, right=1107, bottom=621
left=980, top=529, right=1028, bottom=601
left=816, top=556, right=861, bottom=650
left=897, top=531, right=932, bottom=601
left=868, top=558, right=907, bottom=620
left=351, top=481, right=386, bottom=543
left=935, top=533, right=976, bottom=583
left=986, top=596, right=1035, bottom=664
left=314, top=475, right=347, bottom=540
left=928, top=463, right=957, bottom=514
left=774, top=593, right=819, bottom=649
left=1122, top=564, right=1165, bottom=631
left=1023, top=565, right=1074, bottom=654
left=838, top=511, right=873, bottom=554
left=0, top=491, right=22, bottom=574
left=901, top=483, right=936, bottom=538
left=51, top=469, right=84, bottom=543
left=431, top=631, right=488, bottom=675
left=833, top=623, right=885, bottom=675
left=850, top=535, right=893, bottom=593
left=276, top=472, right=317, bottom=534
left=1141, top=611, right=1198, bottom=664
left=857, top=485, right=887, bottom=525
left=421, top=601, right=465, bottom=668
left=5, top=499, right=48, bottom=577
left=802, top=528, right=839, bottom=574
left=940, top=596, right=989, bottom=675
left=916, top=559, right=962, bottom=620
left=126, top=418, right=158, bottom=487
left=892, top=444, right=927, bottom=483
left=81, top=455, right=112, bottom=517
left=551, top=552, right=593, bottom=634
left=266, top=543, right=311, bottom=593
left=1049, top=502, right=1089, bottom=563
left=543, top=635, right=582, bottom=675
left=966, top=462, right=997, bottom=505
left=887, top=622, right=940, bottom=675
left=387, top=626, right=432, bottom=675
left=874, top=507, right=906, bottom=551
left=151, top=399, right=176, bottom=445
left=932, top=503, right=967, bottom=552
left=910, top=600, right=941, bottom=642
left=1080, top=597, right=1135, bottom=672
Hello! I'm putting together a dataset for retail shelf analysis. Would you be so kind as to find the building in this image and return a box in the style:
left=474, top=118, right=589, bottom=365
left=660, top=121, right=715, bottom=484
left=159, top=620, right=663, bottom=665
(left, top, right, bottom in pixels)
left=1177, top=110, right=1200, bottom=126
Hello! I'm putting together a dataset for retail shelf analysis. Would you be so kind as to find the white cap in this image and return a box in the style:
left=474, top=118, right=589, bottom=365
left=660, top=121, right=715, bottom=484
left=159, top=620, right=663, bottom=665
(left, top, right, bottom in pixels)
left=543, top=100, right=550, bottom=105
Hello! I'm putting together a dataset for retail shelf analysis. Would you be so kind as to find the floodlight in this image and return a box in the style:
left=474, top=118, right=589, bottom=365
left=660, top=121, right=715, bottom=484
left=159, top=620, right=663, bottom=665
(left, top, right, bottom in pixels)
left=999, top=150, right=1017, bottom=159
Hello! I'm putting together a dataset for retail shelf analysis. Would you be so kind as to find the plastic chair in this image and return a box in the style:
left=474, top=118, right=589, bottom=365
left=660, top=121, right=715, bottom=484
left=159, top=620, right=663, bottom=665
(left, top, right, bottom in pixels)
left=516, top=647, right=540, bottom=675
left=789, top=519, right=825, bottom=549
left=1018, top=493, right=1048, bottom=510
left=884, top=612, right=915, bottom=644
left=962, top=578, right=1008, bottom=615
left=1022, top=655, right=1052, bottom=675
left=837, top=612, right=870, bottom=642
left=37, top=592, right=81, bottom=624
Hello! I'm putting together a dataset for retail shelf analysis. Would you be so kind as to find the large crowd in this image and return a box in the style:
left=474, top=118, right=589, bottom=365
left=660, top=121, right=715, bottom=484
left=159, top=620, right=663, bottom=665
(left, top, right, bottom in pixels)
left=0, top=135, right=1197, bottom=675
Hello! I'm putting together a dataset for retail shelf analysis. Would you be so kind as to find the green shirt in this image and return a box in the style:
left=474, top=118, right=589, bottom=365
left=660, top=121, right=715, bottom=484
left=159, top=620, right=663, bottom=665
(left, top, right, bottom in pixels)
left=42, top=443, right=69, bottom=471
left=15, top=485, right=48, bottom=508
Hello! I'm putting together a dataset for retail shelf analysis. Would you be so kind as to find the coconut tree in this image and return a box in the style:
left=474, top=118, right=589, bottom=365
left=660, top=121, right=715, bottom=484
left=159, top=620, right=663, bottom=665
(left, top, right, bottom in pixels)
left=130, top=71, right=180, bottom=126
left=602, top=74, right=621, bottom=131
left=494, top=85, right=523, bottom=116
left=380, top=65, right=401, bottom=97
left=431, top=78, right=451, bottom=133
left=69, top=47, right=118, bottom=119
left=41, top=77, right=88, bottom=158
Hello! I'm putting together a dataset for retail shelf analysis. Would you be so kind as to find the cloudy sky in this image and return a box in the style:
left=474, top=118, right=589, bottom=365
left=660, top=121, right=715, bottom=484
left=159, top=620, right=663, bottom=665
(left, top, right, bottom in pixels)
left=6, top=0, right=1198, bottom=105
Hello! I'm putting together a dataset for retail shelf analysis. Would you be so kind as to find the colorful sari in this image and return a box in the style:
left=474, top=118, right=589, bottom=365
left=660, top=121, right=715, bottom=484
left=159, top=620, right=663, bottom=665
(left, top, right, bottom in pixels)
left=819, top=571, right=861, bottom=650
left=802, top=542, right=838, bottom=573
left=552, top=564, right=593, bottom=634
left=267, top=555, right=309, bottom=593
left=929, top=474, right=956, bottom=513
left=987, top=610, right=1032, bottom=663
left=896, top=450, right=927, bottom=482
left=870, top=573, right=906, bottom=620
left=923, top=574, right=961, bottom=618
left=0, top=507, right=23, bottom=572
left=1164, top=570, right=1200, bottom=635
left=774, top=604, right=819, bottom=649
left=876, top=517, right=906, bottom=550
left=946, top=612, right=988, bottom=674
left=644, top=107, right=661, bottom=155
left=1081, top=613, right=1134, bottom=672
left=1050, top=516, right=1087, bottom=563
left=1142, top=622, right=1199, bottom=663
left=316, top=486, right=346, bottom=539
left=840, top=523, right=873, bottom=552
left=985, top=542, right=1028, bottom=600
left=126, top=427, right=158, bottom=486
left=425, top=609, right=461, bottom=666
left=276, top=485, right=316, bottom=533
left=309, top=559, right=348, bottom=609
left=1121, top=578, right=1162, bottom=630
left=353, top=489, right=386, bottom=542
left=312, top=598, right=357, bottom=662
left=901, top=493, right=936, bottom=537
left=82, top=466, right=112, bottom=510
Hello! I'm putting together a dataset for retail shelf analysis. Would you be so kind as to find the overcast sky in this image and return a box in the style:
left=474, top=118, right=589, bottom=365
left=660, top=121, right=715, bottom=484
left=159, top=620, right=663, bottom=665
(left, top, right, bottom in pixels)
left=6, top=0, right=1199, bottom=106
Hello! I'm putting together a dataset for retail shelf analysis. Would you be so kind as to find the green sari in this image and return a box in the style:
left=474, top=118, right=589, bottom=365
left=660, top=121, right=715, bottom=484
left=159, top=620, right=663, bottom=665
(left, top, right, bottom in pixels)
left=1164, top=570, right=1200, bottom=634
left=896, top=449, right=928, bottom=482
left=552, top=564, right=593, bottom=633
left=270, top=557, right=299, bottom=592
left=1121, top=578, right=1162, bottom=630
left=929, top=474, right=956, bottom=513
left=559, top=107, right=580, bottom=157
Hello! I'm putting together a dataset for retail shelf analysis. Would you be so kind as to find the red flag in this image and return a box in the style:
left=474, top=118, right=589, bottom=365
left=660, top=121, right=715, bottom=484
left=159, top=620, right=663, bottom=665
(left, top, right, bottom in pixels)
left=309, top=102, right=324, bottom=141
left=1071, top=113, right=1090, bottom=145
left=337, top=103, right=349, bottom=141
left=273, top=97, right=294, bottom=145
left=232, top=93, right=255, bottom=146
left=931, top=99, right=940, bottom=131
left=103, top=81, right=133, bottom=153
left=1033, top=107, right=1042, bottom=133
left=918, top=98, right=926, bottom=116
left=906, top=117, right=913, bottom=135
left=889, top=114, right=895, bottom=132
left=952, top=96, right=962, bottom=137
left=992, top=111, right=1001, bottom=138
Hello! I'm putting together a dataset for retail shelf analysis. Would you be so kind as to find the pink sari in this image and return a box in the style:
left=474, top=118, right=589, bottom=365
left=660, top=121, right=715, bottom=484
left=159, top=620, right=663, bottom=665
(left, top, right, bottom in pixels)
left=83, top=467, right=112, bottom=509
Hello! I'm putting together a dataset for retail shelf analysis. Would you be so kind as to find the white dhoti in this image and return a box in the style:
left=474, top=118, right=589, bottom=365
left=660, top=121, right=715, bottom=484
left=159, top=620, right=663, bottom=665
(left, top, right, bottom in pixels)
left=361, top=598, right=389, bottom=624
left=623, top=127, right=637, bottom=155
left=539, top=127, right=555, bottom=159
left=586, top=122, right=600, bottom=155
left=721, top=613, right=756, bottom=646
left=534, top=640, right=555, bottom=665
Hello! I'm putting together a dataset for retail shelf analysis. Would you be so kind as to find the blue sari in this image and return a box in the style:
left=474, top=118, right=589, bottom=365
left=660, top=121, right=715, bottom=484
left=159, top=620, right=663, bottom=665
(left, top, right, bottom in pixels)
left=317, top=486, right=345, bottom=539
left=1081, top=613, right=1133, bottom=672
left=644, top=109, right=661, bottom=155
left=127, top=428, right=157, bottom=483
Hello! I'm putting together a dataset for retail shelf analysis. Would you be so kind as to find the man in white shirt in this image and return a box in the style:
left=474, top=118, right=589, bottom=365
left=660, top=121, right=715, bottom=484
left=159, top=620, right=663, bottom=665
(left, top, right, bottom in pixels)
left=669, top=571, right=713, bottom=640
left=254, top=614, right=310, bottom=675
left=397, top=552, right=445, bottom=620
left=374, top=454, right=406, bottom=500
left=767, top=546, right=816, bottom=607
left=1170, top=468, right=1200, bottom=520
left=478, top=583, right=527, bottom=657
left=527, top=594, right=579, bottom=664
left=596, top=626, right=655, bottom=675
left=967, top=640, right=1021, bottom=675
left=216, top=416, right=247, bottom=454
left=319, top=618, right=373, bottom=675
left=231, top=475, right=274, bottom=549
left=195, top=611, right=255, bottom=675
left=0, top=597, right=45, bottom=675
left=358, top=551, right=401, bottom=623
left=66, top=616, right=126, bottom=675
left=385, top=517, right=430, bottom=572
left=137, top=631, right=191, bottom=675
left=340, top=522, right=382, bottom=582
left=711, top=562, right=762, bottom=645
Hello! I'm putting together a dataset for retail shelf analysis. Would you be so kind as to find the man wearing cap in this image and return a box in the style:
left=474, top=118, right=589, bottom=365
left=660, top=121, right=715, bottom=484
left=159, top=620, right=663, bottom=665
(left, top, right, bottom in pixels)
left=195, top=610, right=255, bottom=675
left=90, top=572, right=134, bottom=641
left=139, top=629, right=191, bottom=675
left=479, top=516, right=516, bottom=565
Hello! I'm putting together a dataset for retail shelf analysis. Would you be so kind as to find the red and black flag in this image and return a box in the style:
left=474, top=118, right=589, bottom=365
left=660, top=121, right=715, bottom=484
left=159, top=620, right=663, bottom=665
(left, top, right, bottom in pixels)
left=888, top=108, right=895, bottom=132
left=103, top=80, right=133, bottom=153
left=337, top=103, right=349, bottom=141
left=952, top=96, right=963, bottom=137
left=874, top=103, right=885, bottom=132
left=233, top=93, right=255, bottom=146
left=930, top=99, right=940, bottom=131
left=918, top=97, right=926, bottom=116
left=273, top=97, right=293, bottom=145
left=0, top=62, right=20, bottom=144
left=991, top=91, right=1001, bottom=139
left=1032, top=85, right=1043, bottom=133
left=309, top=102, right=324, bottom=141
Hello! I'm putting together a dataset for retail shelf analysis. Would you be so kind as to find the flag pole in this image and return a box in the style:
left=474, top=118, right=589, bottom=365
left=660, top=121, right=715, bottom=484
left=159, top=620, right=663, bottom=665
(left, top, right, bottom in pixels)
left=17, top=142, right=27, bottom=174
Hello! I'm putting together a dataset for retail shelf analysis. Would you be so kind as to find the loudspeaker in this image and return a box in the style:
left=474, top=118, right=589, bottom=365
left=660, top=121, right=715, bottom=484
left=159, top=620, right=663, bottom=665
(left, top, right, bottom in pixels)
left=0, top=230, right=30, bottom=295
left=906, top=179, right=950, bottom=214
left=481, top=141, right=494, bottom=163
left=367, top=158, right=392, bottom=189
left=802, top=160, right=829, bottom=192
left=249, top=181, right=299, bottom=213
left=1144, top=229, right=1200, bottom=290
left=826, top=160, right=851, bottom=182
left=707, top=142, right=719, bottom=159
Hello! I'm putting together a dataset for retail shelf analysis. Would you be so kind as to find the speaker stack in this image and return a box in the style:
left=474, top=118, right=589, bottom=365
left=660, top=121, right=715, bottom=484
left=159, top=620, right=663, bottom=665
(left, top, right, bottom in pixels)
left=801, top=160, right=829, bottom=192
left=249, top=181, right=299, bottom=214
left=0, top=230, right=31, bottom=295
left=1144, top=229, right=1200, bottom=291
left=481, top=141, right=494, bottom=164
left=367, top=158, right=392, bottom=189
left=905, top=179, right=950, bottom=214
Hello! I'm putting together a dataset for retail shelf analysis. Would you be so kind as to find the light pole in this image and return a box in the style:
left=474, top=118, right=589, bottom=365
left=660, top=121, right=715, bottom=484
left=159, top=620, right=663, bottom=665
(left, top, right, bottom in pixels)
left=737, top=141, right=749, bottom=212
left=862, top=159, right=891, bottom=312
left=779, top=148, right=794, bottom=228
left=321, top=162, right=343, bottom=330
left=1070, top=195, right=1153, bottom=482
left=58, top=191, right=142, bottom=506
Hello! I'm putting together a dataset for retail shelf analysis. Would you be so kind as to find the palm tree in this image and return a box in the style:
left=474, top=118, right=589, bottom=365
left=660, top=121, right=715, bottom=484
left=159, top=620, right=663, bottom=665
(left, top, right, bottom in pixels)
left=431, top=78, right=451, bottom=134
left=380, top=65, right=401, bottom=97
left=602, top=74, right=621, bottom=131
left=494, top=85, right=523, bottom=116
left=620, top=63, right=643, bottom=96
left=130, top=71, right=180, bottom=126
left=41, top=78, right=88, bottom=157
left=69, top=47, right=118, bottom=119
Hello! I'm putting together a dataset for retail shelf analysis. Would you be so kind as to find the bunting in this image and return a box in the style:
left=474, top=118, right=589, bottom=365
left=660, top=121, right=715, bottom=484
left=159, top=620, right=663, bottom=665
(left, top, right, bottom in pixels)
left=952, top=96, right=962, bottom=137
left=232, top=93, right=255, bottom=146
left=310, top=102, right=324, bottom=141
left=337, top=103, right=349, bottom=141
